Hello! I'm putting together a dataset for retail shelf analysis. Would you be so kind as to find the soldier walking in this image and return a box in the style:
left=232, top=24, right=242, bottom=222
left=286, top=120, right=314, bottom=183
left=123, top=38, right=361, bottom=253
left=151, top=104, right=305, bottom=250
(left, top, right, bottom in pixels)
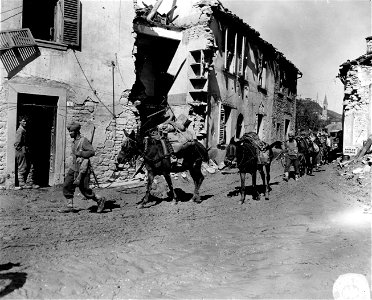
left=58, top=122, right=106, bottom=213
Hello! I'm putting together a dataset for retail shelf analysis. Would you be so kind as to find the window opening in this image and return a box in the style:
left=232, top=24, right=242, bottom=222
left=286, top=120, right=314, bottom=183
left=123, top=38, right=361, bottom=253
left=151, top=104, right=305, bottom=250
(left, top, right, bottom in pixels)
left=284, top=119, right=290, bottom=138
left=22, top=0, right=81, bottom=47
left=256, top=114, right=263, bottom=137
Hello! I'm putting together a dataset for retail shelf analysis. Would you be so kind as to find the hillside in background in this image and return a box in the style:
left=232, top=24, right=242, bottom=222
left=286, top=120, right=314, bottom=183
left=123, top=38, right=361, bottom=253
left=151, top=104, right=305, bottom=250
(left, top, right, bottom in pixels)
left=296, top=98, right=342, bottom=132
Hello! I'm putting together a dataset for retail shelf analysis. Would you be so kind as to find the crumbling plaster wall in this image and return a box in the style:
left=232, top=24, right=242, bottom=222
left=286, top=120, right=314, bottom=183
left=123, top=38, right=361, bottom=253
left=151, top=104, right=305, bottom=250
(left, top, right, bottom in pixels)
left=0, top=85, right=8, bottom=186
left=0, top=0, right=140, bottom=188
left=342, top=65, right=372, bottom=150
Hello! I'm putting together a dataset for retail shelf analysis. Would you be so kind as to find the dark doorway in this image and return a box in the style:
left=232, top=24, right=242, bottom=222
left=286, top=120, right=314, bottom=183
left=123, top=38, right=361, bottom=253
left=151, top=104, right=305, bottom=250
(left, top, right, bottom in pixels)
left=17, top=94, right=58, bottom=187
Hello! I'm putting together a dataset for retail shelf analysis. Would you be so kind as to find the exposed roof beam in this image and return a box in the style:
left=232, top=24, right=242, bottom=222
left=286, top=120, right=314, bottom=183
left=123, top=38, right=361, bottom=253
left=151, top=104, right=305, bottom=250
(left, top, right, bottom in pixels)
left=134, top=23, right=182, bottom=40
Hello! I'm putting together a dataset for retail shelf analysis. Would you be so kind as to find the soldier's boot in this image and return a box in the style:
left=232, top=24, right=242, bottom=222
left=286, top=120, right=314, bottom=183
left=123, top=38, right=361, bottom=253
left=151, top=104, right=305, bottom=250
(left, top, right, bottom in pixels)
left=16, top=172, right=26, bottom=190
left=283, top=172, right=289, bottom=182
left=96, top=195, right=106, bottom=213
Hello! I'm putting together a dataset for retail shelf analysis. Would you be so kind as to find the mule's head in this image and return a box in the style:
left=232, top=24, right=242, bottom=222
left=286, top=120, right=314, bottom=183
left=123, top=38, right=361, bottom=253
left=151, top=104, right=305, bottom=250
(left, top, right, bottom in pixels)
left=117, top=130, right=139, bottom=166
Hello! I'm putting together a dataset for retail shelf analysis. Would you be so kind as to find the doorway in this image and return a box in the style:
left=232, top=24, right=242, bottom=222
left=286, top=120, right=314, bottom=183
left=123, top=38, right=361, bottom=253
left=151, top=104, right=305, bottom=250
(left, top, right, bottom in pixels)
left=16, top=93, right=58, bottom=187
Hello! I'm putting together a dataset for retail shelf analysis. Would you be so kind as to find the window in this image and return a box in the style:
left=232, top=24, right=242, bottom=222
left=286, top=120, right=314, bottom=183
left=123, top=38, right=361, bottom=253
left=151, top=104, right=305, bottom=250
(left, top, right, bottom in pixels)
left=279, top=69, right=287, bottom=94
left=284, top=119, right=290, bottom=137
left=224, top=28, right=236, bottom=74
left=257, top=55, right=267, bottom=90
left=256, top=114, right=263, bottom=138
left=22, top=0, right=81, bottom=47
left=276, top=122, right=281, bottom=138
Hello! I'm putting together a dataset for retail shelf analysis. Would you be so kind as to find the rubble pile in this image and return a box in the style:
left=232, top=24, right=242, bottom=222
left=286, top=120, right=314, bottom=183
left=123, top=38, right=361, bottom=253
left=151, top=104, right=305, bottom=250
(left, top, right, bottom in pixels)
left=337, top=154, right=372, bottom=213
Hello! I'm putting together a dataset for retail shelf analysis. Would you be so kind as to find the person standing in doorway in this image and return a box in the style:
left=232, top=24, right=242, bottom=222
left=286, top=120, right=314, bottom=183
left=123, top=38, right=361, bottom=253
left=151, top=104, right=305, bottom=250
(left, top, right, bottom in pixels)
left=14, top=116, right=39, bottom=190
left=59, top=122, right=106, bottom=213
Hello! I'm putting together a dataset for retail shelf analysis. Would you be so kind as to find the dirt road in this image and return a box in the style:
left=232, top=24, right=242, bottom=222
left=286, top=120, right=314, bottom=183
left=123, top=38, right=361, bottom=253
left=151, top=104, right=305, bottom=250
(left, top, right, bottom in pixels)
left=0, top=160, right=370, bottom=298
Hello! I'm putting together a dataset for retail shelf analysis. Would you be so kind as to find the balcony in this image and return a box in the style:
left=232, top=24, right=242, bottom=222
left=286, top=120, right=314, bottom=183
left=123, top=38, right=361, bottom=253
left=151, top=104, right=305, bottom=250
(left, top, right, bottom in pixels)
left=0, top=28, right=40, bottom=79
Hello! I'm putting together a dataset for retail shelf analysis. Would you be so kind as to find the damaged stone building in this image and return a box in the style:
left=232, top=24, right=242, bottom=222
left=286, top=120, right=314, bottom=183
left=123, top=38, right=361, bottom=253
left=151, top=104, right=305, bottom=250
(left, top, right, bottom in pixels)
left=338, top=37, right=372, bottom=155
left=0, top=0, right=301, bottom=189
left=130, top=0, right=302, bottom=149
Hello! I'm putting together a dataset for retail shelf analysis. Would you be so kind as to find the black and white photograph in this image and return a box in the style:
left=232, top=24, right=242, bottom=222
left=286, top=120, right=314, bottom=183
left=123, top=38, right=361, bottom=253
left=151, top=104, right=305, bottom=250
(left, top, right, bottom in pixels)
left=0, top=0, right=371, bottom=298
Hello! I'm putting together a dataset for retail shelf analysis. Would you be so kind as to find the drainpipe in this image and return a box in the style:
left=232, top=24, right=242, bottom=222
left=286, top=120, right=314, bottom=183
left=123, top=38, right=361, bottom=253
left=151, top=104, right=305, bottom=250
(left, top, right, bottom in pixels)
left=146, top=0, right=164, bottom=21
left=111, top=60, right=116, bottom=140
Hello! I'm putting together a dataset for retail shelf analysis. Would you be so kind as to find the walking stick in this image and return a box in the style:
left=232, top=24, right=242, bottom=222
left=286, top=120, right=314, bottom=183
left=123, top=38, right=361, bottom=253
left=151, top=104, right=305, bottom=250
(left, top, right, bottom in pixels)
left=89, top=126, right=100, bottom=188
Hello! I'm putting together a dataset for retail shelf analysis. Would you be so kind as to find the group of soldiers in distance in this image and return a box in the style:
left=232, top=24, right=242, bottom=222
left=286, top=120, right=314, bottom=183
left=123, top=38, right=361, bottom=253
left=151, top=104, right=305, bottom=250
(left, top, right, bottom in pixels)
left=280, top=128, right=342, bottom=182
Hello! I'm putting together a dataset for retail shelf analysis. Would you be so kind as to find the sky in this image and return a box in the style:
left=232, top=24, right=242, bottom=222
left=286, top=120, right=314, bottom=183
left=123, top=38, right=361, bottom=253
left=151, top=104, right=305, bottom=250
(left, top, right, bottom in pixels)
left=223, top=0, right=370, bottom=113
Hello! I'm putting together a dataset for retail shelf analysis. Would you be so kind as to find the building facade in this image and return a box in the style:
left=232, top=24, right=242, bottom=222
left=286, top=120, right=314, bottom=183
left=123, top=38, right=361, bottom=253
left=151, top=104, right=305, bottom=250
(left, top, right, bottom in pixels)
left=338, top=37, right=372, bottom=155
left=0, top=0, right=140, bottom=189
left=0, top=0, right=301, bottom=189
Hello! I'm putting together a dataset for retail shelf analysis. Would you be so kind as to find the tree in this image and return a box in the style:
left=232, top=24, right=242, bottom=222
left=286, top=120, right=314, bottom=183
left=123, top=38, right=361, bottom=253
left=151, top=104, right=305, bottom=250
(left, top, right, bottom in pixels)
left=296, top=98, right=327, bottom=133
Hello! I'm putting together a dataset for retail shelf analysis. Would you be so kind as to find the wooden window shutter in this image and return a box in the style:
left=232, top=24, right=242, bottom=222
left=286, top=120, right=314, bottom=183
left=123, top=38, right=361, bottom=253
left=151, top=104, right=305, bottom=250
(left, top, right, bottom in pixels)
left=62, top=0, right=80, bottom=46
left=219, top=105, right=225, bottom=144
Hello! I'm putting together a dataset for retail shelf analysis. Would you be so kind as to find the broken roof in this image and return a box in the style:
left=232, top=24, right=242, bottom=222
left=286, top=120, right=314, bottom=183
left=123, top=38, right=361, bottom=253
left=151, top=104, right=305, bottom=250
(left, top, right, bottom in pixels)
left=211, top=4, right=301, bottom=75
left=133, top=0, right=301, bottom=75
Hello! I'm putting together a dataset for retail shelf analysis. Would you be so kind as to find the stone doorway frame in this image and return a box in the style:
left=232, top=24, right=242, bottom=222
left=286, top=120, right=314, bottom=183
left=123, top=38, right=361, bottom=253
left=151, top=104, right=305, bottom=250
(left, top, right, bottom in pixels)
left=7, top=83, right=67, bottom=186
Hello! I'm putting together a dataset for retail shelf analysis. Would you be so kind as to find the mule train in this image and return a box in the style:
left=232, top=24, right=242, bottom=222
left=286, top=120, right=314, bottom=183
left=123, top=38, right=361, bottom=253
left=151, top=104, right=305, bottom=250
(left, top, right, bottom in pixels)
left=224, top=131, right=329, bottom=204
left=117, top=116, right=327, bottom=208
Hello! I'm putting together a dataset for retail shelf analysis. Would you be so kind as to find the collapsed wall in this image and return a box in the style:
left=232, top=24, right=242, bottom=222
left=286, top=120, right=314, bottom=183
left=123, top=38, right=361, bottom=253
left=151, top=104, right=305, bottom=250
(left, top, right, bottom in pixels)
left=128, top=0, right=219, bottom=142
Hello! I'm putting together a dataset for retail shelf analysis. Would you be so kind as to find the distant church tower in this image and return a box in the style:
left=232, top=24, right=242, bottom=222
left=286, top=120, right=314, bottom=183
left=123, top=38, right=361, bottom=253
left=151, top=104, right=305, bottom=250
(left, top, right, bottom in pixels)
left=322, top=94, right=328, bottom=121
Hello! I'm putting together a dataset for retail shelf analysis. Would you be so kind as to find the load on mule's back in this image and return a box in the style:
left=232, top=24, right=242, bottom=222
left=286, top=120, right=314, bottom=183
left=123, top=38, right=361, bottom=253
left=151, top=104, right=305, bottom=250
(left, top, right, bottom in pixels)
left=157, top=112, right=196, bottom=166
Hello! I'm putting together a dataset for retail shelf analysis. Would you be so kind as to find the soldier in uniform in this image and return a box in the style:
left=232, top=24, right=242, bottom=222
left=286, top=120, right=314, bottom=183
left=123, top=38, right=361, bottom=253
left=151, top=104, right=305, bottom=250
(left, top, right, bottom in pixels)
left=14, top=116, right=39, bottom=190
left=59, top=122, right=106, bottom=213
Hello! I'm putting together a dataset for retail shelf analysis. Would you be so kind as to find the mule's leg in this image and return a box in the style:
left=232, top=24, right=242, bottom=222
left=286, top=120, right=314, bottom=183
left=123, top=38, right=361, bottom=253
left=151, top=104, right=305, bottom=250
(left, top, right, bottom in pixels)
left=258, top=165, right=266, bottom=199
left=266, top=164, right=272, bottom=192
left=252, top=171, right=260, bottom=200
left=164, top=173, right=177, bottom=205
left=239, top=172, right=246, bottom=204
left=138, top=171, right=153, bottom=209
left=264, top=165, right=270, bottom=200
left=189, top=162, right=204, bottom=203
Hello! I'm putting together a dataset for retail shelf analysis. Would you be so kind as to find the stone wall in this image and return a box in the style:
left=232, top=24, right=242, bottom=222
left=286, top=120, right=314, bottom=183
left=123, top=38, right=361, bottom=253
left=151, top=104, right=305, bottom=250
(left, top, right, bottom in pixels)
left=343, top=65, right=372, bottom=150
left=0, top=85, right=8, bottom=186
left=66, top=93, right=139, bottom=187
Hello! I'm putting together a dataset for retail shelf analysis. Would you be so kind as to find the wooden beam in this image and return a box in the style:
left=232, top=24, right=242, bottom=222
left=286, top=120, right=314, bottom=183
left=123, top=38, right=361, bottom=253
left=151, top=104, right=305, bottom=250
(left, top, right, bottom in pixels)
left=233, top=32, right=237, bottom=74
left=224, top=27, right=228, bottom=69
left=241, top=36, right=245, bottom=75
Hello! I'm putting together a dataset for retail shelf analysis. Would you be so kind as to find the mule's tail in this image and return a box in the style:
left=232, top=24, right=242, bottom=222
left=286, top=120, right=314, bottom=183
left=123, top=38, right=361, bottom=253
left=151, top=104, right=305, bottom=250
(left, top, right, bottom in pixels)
left=194, top=140, right=209, bottom=162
